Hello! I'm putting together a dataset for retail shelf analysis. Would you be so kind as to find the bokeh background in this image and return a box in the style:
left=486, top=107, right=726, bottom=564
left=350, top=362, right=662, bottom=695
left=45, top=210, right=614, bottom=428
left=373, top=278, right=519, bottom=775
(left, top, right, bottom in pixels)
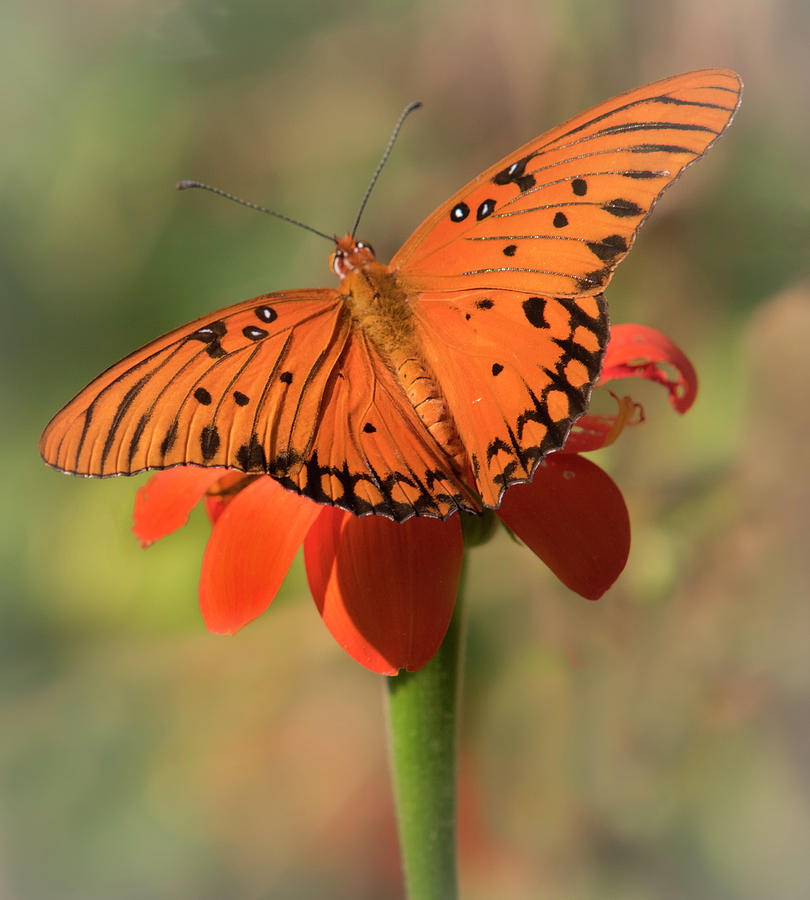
left=3, top=1, right=809, bottom=897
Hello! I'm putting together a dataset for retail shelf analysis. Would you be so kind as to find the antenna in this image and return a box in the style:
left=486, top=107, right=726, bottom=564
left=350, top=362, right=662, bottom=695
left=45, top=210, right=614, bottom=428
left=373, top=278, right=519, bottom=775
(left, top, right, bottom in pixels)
left=176, top=180, right=334, bottom=243
left=351, top=100, right=423, bottom=238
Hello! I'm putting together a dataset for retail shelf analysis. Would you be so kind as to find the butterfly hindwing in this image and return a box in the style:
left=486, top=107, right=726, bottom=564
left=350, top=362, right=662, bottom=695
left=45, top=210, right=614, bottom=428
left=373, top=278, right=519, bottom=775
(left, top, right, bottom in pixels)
left=414, top=289, right=609, bottom=508
left=393, top=69, right=742, bottom=297
left=282, top=330, right=477, bottom=520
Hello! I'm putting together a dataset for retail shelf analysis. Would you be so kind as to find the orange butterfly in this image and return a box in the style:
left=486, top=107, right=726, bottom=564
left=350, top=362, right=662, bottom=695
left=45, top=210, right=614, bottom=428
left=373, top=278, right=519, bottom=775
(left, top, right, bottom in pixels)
left=40, top=69, right=742, bottom=522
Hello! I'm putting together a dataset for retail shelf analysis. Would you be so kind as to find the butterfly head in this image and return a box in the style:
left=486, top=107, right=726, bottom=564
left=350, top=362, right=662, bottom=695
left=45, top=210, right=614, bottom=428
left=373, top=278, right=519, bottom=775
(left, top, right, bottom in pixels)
left=330, top=234, right=376, bottom=280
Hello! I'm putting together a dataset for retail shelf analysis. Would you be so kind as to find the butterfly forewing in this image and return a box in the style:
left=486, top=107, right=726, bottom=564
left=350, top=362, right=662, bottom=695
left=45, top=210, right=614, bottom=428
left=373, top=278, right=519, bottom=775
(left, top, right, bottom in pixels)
left=40, top=290, right=348, bottom=477
left=394, top=69, right=742, bottom=296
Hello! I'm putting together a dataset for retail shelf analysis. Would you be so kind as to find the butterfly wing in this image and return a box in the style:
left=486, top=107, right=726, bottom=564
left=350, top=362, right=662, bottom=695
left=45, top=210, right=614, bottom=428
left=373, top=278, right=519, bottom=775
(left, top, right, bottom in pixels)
left=284, top=329, right=478, bottom=520
left=40, top=289, right=474, bottom=521
left=393, top=69, right=742, bottom=296
left=414, top=289, right=608, bottom=508
left=40, top=290, right=348, bottom=477
left=396, top=69, right=741, bottom=507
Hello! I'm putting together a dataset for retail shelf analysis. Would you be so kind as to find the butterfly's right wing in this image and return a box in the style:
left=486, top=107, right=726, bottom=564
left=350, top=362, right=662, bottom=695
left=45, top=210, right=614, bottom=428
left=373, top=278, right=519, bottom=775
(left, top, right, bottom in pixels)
left=40, top=288, right=473, bottom=521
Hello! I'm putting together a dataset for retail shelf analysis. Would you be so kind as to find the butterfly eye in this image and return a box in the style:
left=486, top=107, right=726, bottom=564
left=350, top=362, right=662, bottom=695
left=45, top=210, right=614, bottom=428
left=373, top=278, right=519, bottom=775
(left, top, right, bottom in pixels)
left=356, top=241, right=375, bottom=257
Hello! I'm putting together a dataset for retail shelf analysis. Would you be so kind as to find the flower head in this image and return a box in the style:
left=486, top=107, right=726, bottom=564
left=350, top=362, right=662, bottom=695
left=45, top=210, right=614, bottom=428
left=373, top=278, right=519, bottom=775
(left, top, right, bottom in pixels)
left=134, top=323, right=697, bottom=674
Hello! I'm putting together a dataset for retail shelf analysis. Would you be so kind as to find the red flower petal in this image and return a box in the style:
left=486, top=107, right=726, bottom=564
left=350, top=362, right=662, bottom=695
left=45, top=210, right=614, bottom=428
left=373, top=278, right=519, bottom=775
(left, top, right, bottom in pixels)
left=199, top=477, right=321, bottom=635
left=203, top=473, right=258, bottom=525
left=133, top=467, right=228, bottom=548
left=497, top=455, right=630, bottom=600
left=563, top=394, right=643, bottom=454
left=601, top=323, right=698, bottom=414
left=304, top=509, right=463, bottom=675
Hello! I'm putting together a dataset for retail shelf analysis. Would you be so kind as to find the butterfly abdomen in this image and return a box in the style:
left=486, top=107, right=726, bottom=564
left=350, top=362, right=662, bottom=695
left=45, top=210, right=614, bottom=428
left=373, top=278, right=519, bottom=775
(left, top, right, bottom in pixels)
left=393, top=354, right=467, bottom=473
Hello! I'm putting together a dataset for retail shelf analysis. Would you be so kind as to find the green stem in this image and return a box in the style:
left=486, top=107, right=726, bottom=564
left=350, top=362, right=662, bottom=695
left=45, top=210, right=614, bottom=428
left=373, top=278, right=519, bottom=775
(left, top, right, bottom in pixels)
left=386, top=560, right=467, bottom=900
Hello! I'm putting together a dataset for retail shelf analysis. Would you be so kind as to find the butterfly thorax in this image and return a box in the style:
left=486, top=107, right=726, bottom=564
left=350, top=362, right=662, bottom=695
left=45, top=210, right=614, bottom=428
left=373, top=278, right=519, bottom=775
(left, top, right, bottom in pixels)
left=335, top=238, right=468, bottom=476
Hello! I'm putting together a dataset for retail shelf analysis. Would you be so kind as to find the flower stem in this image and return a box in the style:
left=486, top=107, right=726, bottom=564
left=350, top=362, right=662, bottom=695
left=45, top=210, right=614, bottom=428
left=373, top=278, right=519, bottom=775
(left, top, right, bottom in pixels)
left=386, top=560, right=467, bottom=900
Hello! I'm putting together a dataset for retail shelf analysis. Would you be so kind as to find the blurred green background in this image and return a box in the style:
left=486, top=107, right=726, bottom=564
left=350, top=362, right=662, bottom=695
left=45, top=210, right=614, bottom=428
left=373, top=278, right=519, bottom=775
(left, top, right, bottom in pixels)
left=3, top=0, right=809, bottom=897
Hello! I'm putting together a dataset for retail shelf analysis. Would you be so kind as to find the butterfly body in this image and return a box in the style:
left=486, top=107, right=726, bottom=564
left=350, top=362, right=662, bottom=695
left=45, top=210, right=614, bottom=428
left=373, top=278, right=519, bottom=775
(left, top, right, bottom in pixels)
left=332, top=233, right=470, bottom=477
left=41, top=70, right=742, bottom=522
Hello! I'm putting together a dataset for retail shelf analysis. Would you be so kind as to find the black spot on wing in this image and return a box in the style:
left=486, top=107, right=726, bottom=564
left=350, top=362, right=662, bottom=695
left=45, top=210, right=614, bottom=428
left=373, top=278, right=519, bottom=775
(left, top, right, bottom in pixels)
left=493, top=155, right=536, bottom=192
left=269, top=448, right=303, bottom=474
left=553, top=212, right=568, bottom=227
left=586, top=234, right=628, bottom=261
left=502, top=244, right=517, bottom=257
left=622, top=169, right=664, bottom=180
left=522, top=297, right=548, bottom=328
left=194, top=387, right=212, bottom=405
left=233, top=391, right=249, bottom=406
left=571, top=178, right=588, bottom=196
left=450, top=202, right=470, bottom=222
left=603, top=198, right=643, bottom=217
left=577, top=266, right=611, bottom=291
left=476, top=199, right=496, bottom=220
left=236, top=434, right=267, bottom=471
left=475, top=298, right=494, bottom=310
left=279, top=371, right=293, bottom=385
left=256, top=305, right=277, bottom=323
left=243, top=325, right=268, bottom=341
left=491, top=363, right=503, bottom=376
left=200, top=425, right=220, bottom=460
left=188, top=320, right=227, bottom=359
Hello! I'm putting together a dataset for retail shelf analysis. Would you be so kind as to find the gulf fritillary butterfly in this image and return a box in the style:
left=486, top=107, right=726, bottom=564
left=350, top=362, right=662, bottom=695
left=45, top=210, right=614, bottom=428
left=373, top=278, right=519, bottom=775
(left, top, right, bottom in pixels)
left=40, top=69, right=742, bottom=523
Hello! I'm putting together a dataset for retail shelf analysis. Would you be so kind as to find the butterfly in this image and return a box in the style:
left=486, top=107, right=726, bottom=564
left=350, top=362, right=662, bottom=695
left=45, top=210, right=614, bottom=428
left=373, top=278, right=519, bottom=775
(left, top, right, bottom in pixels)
left=40, top=69, right=742, bottom=523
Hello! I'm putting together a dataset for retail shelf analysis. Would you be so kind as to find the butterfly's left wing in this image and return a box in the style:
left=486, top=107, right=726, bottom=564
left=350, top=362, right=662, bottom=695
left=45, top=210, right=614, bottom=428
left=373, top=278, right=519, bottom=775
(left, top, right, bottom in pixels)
left=392, top=69, right=742, bottom=296
left=413, top=288, right=608, bottom=508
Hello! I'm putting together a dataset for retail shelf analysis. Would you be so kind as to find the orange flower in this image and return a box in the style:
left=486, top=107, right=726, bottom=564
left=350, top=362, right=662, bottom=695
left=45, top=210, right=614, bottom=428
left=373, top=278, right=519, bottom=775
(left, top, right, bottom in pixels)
left=134, top=324, right=696, bottom=675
